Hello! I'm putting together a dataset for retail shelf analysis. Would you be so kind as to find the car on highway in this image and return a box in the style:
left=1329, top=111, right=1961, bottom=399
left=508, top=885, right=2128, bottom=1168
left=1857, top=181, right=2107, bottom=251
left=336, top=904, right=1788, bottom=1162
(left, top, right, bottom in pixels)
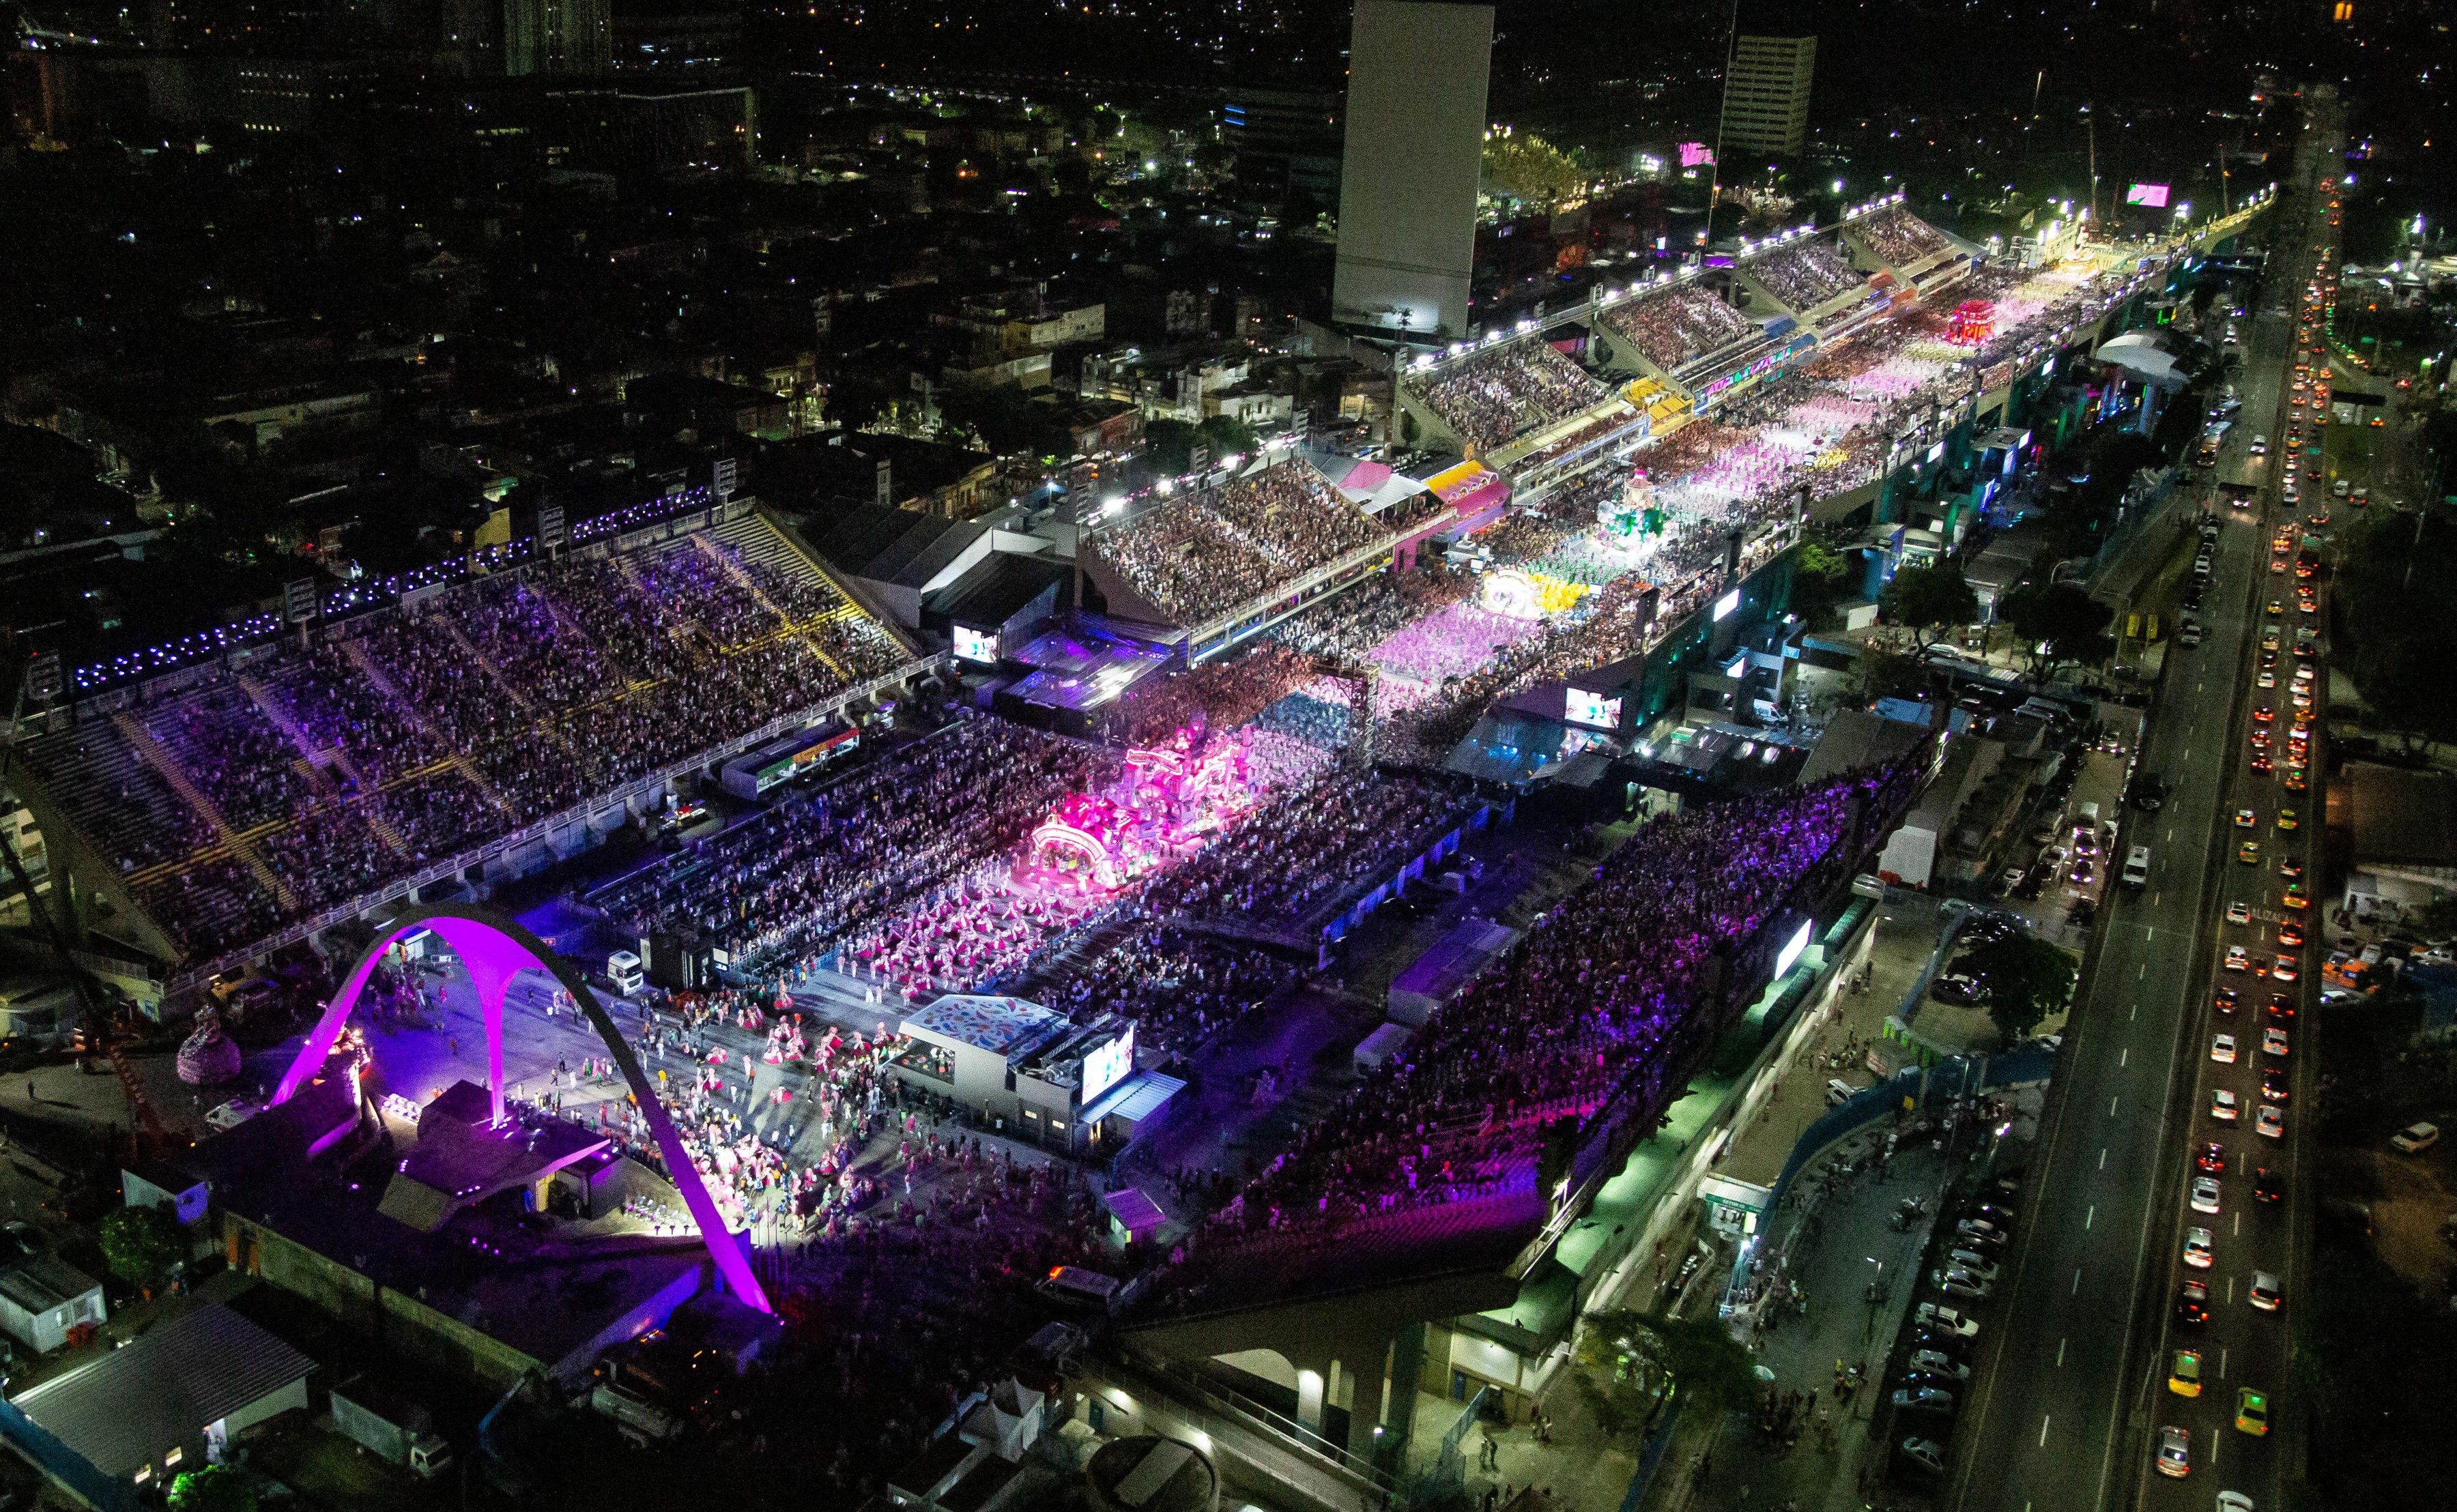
left=2196, top=1142, right=2227, bottom=1174
left=1909, top=1351, right=1970, bottom=1380
left=2235, top=1389, right=2270, bottom=1436
left=2283, top=768, right=2308, bottom=793
left=2184, top=1227, right=2215, bottom=1268
left=2223, top=946, right=2251, bottom=974
left=2391, top=1122, right=2441, bottom=1153
left=2278, top=922, right=2304, bottom=948
left=2157, top=1425, right=2192, bottom=1478
left=2250, top=1270, right=2282, bottom=1312
left=2256, top=1104, right=2284, bottom=1139
left=2253, top=1167, right=2284, bottom=1204
left=1915, top=1304, right=1979, bottom=1337
left=2262, top=1027, right=2291, bottom=1057
left=1893, top=1386, right=1955, bottom=1415
left=2249, top=755, right=2273, bottom=774
left=2191, top=1176, right=2222, bottom=1214
left=2282, top=882, right=2308, bottom=909
left=2271, top=955, right=2299, bottom=982
left=2169, top=1349, right=2204, bottom=1397
left=2276, top=807, right=2299, bottom=830
left=2257, top=669, right=2277, bottom=688
left=2266, top=992, right=2296, bottom=1021
left=2233, top=806, right=2258, bottom=827
left=2211, top=1034, right=2238, bottom=1064
left=1934, top=1271, right=1994, bottom=1300
left=2226, top=901, right=2252, bottom=925
left=2239, top=841, right=2262, bottom=864
left=2178, top=1277, right=2211, bottom=1324
left=2213, top=987, right=2239, bottom=1015
left=2211, top=1089, right=2241, bottom=1122
left=2278, top=857, right=2303, bottom=880
left=1900, top=1438, right=1946, bottom=1474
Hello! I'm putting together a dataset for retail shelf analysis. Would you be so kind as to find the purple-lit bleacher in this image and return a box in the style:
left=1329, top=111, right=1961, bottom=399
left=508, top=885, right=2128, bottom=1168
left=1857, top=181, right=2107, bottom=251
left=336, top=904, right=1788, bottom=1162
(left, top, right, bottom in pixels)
left=16, top=517, right=915, bottom=969
left=1600, top=283, right=1757, bottom=373
left=1150, top=759, right=1924, bottom=1310
left=1747, top=237, right=1864, bottom=311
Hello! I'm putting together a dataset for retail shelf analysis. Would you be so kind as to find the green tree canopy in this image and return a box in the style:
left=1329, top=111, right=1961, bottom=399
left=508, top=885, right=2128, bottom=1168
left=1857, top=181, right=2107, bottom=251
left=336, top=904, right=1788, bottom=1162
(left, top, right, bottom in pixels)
left=1143, top=418, right=1196, bottom=475
left=1965, top=933, right=2078, bottom=1045
left=1482, top=132, right=1589, bottom=212
left=2001, top=581, right=2116, bottom=681
left=98, top=1204, right=184, bottom=1290
left=1854, top=648, right=1931, bottom=704
left=1194, top=414, right=1259, bottom=461
left=1789, top=540, right=1854, bottom=626
left=168, top=1466, right=257, bottom=1512
left=1575, top=1309, right=1758, bottom=1440
left=1884, top=562, right=1979, bottom=649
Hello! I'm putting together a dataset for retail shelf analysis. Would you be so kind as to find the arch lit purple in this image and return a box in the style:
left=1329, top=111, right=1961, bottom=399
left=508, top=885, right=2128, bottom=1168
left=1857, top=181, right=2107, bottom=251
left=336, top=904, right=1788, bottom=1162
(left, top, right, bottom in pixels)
left=270, top=904, right=773, bottom=1313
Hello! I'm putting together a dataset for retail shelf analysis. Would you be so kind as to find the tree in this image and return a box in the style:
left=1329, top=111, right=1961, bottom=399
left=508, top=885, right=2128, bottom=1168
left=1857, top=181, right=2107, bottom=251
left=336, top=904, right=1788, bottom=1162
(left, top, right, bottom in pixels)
left=1481, top=132, right=1589, bottom=213
left=98, top=1204, right=184, bottom=1291
left=1194, top=414, right=1258, bottom=463
left=167, top=1466, right=257, bottom=1512
left=1884, top=562, right=1979, bottom=650
left=2409, top=897, right=2457, bottom=944
left=2000, top=581, right=2116, bottom=682
left=935, top=383, right=1066, bottom=459
left=1143, top=418, right=1196, bottom=475
left=1964, top=933, right=2077, bottom=1045
left=1854, top=648, right=1931, bottom=704
left=1787, top=540, right=1854, bottom=626
left=1577, top=1309, right=1758, bottom=1439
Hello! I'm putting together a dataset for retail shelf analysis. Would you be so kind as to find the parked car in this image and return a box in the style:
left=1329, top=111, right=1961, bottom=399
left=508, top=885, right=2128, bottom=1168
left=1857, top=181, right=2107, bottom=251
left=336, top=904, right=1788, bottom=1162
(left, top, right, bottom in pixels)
left=2392, top=1122, right=2441, bottom=1154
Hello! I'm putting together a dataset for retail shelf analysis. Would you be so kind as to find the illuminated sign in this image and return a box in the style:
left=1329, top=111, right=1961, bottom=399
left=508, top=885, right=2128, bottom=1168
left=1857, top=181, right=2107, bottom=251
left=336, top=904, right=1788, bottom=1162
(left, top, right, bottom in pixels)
left=1713, top=589, right=1742, bottom=621
left=1774, top=919, right=1813, bottom=979
left=1565, top=688, right=1622, bottom=730
left=1678, top=141, right=1716, bottom=169
left=1696, top=333, right=1816, bottom=402
left=953, top=625, right=999, bottom=664
left=1081, top=1023, right=1135, bottom=1103
left=2125, top=183, right=2172, bottom=209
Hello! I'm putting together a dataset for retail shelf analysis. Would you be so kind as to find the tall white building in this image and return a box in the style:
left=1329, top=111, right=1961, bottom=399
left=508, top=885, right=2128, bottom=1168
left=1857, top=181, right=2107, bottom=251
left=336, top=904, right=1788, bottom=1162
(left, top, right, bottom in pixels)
left=503, top=0, right=610, bottom=76
left=1330, top=0, right=1493, bottom=343
left=1719, top=34, right=1815, bottom=158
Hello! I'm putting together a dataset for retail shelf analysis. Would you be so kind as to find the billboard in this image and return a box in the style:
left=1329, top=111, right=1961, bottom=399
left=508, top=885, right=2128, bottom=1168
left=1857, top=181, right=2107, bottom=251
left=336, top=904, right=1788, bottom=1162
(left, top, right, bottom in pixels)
left=1081, top=1023, right=1135, bottom=1103
left=1678, top=141, right=1716, bottom=169
left=1565, top=688, right=1622, bottom=730
left=953, top=625, right=999, bottom=664
left=2124, top=183, right=2171, bottom=209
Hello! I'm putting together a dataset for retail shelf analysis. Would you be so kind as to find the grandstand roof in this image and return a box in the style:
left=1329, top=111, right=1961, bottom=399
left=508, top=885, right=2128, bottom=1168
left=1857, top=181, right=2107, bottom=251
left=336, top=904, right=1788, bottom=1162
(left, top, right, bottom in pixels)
left=923, top=550, right=1069, bottom=631
left=796, top=502, right=988, bottom=590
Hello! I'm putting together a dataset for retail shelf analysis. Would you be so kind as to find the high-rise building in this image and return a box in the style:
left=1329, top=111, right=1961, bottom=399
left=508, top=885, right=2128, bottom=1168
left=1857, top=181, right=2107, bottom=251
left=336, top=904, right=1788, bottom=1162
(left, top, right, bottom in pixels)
left=503, top=0, right=610, bottom=76
left=1719, top=34, right=1815, bottom=158
left=1330, top=0, right=1493, bottom=344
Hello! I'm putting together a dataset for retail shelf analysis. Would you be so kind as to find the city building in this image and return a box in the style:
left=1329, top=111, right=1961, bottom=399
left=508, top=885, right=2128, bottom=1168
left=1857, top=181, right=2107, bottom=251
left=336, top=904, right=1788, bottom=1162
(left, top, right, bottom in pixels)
left=1330, top=0, right=1494, bottom=343
left=504, top=0, right=612, bottom=77
left=1719, top=35, right=1816, bottom=158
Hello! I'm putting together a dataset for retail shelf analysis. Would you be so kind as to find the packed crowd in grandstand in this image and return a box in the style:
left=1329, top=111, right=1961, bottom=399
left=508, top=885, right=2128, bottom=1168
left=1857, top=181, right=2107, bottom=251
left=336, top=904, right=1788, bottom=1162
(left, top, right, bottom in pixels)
left=1601, top=281, right=1757, bottom=373
left=1854, top=203, right=1954, bottom=267
left=1142, top=768, right=1480, bottom=924
left=1409, top=340, right=1612, bottom=451
left=1088, top=463, right=1389, bottom=623
left=1745, top=236, right=1866, bottom=312
left=1158, top=756, right=1923, bottom=1294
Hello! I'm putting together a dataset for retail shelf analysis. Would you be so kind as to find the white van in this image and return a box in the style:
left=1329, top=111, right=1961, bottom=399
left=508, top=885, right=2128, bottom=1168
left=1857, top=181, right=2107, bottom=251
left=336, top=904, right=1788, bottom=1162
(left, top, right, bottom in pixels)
left=2122, top=846, right=2151, bottom=888
left=2331, top=478, right=2349, bottom=499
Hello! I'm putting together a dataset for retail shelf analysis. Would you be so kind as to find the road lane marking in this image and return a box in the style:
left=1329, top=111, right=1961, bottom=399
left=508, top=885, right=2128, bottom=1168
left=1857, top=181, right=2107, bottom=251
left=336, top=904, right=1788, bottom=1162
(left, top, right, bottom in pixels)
left=2086, top=1205, right=2095, bottom=1229
left=2073, top=1268, right=2083, bottom=1294
left=2120, top=1048, right=2128, bottom=1067
left=2235, top=1212, right=2241, bottom=1236
left=2111, top=1096, right=2121, bottom=1116
left=2220, top=1348, right=2229, bottom=1378
left=2100, top=1147, right=2108, bottom=1169
left=2056, top=1338, right=2067, bottom=1367
left=2040, top=1414, right=2052, bottom=1446
left=2132, top=1002, right=2140, bottom=1021
left=2139, top=963, right=2147, bottom=979
left=2227, top=1276, right=2235, bottom=1304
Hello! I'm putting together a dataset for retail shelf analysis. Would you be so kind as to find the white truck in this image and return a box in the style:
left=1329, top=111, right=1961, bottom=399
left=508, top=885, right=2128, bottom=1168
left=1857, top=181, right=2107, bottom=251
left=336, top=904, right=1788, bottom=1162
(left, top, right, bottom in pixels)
left=330, top=1378, right=453, bottom=1479
left=2122, top=846, right=2152, bottom=888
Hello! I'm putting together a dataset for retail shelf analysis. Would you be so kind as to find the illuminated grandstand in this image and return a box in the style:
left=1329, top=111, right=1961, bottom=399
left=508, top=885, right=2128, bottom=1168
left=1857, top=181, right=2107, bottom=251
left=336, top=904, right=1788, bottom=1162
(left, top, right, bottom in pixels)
left=2, top=504, right=934, bottom=1008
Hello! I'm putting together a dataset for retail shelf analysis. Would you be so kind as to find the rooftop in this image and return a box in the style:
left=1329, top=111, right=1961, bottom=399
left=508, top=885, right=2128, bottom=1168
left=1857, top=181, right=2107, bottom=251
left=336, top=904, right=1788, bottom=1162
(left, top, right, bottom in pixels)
left=14, top=1303, right=315, bottom=1479
left=903, top=994, right=1072, bottom=1056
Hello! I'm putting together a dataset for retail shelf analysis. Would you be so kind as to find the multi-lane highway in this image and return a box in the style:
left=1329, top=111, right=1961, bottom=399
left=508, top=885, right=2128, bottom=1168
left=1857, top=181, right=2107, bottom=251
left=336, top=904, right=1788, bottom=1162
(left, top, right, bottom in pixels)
left=1944, top=98, right=2341, bottom=1512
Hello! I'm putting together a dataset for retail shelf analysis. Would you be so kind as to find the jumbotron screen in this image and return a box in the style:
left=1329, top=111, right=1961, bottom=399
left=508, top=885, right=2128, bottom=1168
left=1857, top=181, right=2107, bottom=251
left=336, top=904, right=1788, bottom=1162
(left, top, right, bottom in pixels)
left=2125, top=183, right=2172, bottom=209
left=1565, top=688, right=1622, bottom=730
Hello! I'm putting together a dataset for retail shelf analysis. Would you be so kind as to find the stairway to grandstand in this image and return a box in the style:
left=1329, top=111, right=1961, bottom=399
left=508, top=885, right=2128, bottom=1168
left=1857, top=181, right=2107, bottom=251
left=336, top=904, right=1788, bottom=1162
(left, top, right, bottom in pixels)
left=114, top=712, right=296, bottom=912
left=14, top=718, right=211, bottom=878
left=708, top=512, right=887, bottom=633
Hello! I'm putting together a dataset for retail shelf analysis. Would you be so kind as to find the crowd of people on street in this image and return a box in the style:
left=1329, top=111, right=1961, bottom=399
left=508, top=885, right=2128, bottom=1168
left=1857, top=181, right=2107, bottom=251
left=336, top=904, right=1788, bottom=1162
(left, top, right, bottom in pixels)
left=1409, top=340, right=1613, bottom=451
left=1090, top=463, right=1389, bottom=623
